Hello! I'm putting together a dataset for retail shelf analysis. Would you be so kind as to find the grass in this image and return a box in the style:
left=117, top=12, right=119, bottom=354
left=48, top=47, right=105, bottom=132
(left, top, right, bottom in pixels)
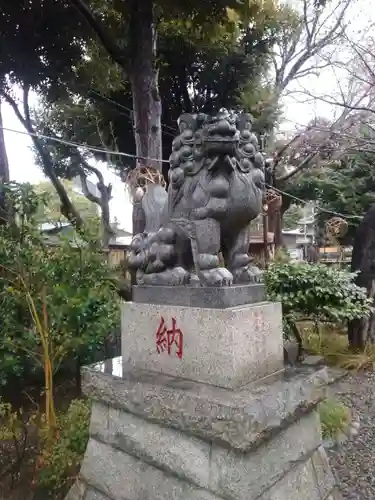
left=300, top=324, right=375, bottom=370
left=318, top=398, right=351, bottom=441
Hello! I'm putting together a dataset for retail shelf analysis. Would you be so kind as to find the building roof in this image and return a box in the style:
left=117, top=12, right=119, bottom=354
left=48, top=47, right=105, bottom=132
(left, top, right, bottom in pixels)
left=39, top=221, right=133, bottom=247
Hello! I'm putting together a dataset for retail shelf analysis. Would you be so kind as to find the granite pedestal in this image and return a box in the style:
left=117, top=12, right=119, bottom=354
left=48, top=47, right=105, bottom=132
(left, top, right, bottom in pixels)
left=121, top=299, right=283, bottom=389
left=67, top=284, right=340, bottom=500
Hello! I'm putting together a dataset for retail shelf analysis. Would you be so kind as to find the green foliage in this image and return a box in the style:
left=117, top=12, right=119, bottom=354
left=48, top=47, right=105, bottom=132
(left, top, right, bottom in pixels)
left=0, top=399, right=23, bottom=441
left=0, top=183, right=119, bottom=386
left=31, top=0, right=291, bottom=177
left=265, top=262, right=372, bottom=324
left=0, top=0, right=86, bottom=94
left=318, top=398, right=351, bottom=440
left=273, top=247, right=291, bottom=264
left=33, top=180, right=99, bottom=223
left=36, top=399, right=91, bottom=494
left=303, top=329, right=375, bottom=369
left=283, top=205, right=303, bottom=230
left=0, top=397, right=90, bottom=496
left=275, top=120, right=375, bottom=244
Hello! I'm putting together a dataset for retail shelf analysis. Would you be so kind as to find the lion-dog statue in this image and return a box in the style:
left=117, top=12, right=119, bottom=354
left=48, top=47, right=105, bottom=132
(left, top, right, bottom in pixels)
left=128, top=108, right=265, bottom=286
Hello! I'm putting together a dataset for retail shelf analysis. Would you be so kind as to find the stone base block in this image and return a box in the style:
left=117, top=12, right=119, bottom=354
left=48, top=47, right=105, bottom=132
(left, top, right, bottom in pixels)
left=132, top=284, right=266, bottom=308
left=121, top=301, right=283, bottom=389
left=67, top=360, right=339, bottom=500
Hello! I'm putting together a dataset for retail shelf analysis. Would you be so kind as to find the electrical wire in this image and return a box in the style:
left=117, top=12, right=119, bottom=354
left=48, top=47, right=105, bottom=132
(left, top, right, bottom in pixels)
left=1, top=124, right=366, bottom=221
left=88, top=89, right=178, bottom=137
left=266, top=183, right=363, bottom=220
left=1, top=125, right=171, bottom=164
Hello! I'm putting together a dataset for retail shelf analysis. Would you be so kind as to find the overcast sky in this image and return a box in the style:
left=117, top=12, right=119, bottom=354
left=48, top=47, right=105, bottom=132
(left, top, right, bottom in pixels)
left=2, top=94, right=133, bottom=232
left=2, top=0, right=372, bottom=233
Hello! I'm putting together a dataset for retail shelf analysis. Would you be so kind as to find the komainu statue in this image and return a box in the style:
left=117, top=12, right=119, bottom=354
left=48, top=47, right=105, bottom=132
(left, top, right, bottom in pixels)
left=128, top=109, right=265, bottom=286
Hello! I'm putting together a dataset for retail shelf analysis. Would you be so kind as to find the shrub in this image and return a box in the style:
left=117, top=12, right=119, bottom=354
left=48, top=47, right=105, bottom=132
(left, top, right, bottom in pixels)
left=0, top=183, right=120, bottom=388
left=36, top=399, right=91, bottom=494
left=265, top=262, right=372, bottom=325
left=0, top=398, right=30, bottom=482
left=0, top=397, right=91, bottom=497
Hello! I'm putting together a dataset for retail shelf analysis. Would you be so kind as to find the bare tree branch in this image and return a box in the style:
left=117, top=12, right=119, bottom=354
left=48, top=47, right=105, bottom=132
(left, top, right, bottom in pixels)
left=272, top=0, right=351, bottom=96
left=276, top=151, right=318, bottom=182
left=0, top=88, right=84, bottom=229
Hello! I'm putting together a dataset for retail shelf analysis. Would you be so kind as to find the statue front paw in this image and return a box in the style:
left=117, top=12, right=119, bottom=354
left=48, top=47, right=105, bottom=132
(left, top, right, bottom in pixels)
left=232, top=265, right=263, bottom=284
left=142, top=266, right=190, bottom=286
left=201, top=267, right=233, bottom=286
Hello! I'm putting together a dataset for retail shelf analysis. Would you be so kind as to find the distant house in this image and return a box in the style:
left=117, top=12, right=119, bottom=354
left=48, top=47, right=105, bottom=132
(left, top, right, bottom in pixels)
left=39, top=221, right=133, bottom=247
left=282, top=228, right=314, bottom=250
left=39, top=221, right=76, bottom=246
left=282, top=215, right=315, bottom=253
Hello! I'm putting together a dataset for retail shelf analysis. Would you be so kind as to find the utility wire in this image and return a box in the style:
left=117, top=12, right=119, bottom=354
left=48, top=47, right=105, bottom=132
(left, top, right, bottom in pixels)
left=1, top=124, right=365, bottom=221
left=1, top=125, right=170, bottom=164
left=88, top=90, right=178, bottom=136
left=266, top=183, right=363, bottom=220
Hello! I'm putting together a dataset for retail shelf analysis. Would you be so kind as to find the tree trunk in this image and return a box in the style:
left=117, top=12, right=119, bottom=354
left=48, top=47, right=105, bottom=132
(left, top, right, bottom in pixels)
left=0, top=101, right=10, bottom=225
left=67, top=0, right=164, bottom=244
left=348, top=205, right=375, bottom=348
left=268, top=211, right=285, bottom=250
left=0, top=101, right=10, bottom=184
left=94, top=181, right=113, bottom=248
left=127, top=0, right=162, bottom=291
left=273, top=212, right=283, bottom=249
left=128, top=0, right=162, bottom=171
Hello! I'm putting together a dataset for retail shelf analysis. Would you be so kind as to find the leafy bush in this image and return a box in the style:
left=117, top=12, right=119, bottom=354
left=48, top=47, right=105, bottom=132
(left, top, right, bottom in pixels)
left=36, top=399, right=91, bottom=494
left=318, top=398, right=351, bottom=440
left=0, top=396, right=91, bottom=497
left=273, top=247, right=291, bottom=264
left=0, top=183, right=120, bottom=387
left=265, top=262, right=372, bottom=324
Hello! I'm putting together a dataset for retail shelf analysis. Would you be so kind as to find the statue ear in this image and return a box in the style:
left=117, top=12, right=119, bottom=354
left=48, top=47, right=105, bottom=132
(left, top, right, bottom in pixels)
left=177, top=113, right=199, bottom=133
left=236, top=113, right=253, bottom=131
left=196, top=113, right=208, bottom=128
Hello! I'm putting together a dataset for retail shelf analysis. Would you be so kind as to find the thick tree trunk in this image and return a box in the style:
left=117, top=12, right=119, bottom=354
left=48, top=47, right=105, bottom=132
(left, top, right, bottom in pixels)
left=128, top=0, right=162, bottom=171
left=127, top=0, right=162, bottom=294
left=269, top=203, right=290, bottom=250
left=348, top=205, right=375, bottom=348
left=68, top=0, right=162, bottom=170
left=0, top=101, right=10, bottom=225
left=0, top=101, right=10, bottom=184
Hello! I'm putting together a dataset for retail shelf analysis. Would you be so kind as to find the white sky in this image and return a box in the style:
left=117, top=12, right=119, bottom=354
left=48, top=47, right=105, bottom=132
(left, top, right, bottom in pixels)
left=2, top=0, right=372, bottom=234
left=2, top=95, right=133, bottom=233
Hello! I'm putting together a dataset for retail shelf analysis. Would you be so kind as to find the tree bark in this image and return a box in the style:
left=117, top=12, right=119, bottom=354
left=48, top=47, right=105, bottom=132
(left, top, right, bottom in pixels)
left=78, top=158, right=114, bottom=247
left=128, top=0, right=162, bottom=170
left=0, top=100, right=10, bottom=225
left=268, top=196, right=291, bottom=250
left=348, top=205, right=375, bottom=348
left=69, top=0, right=163, bottom=170
left=0, top=101, right=10, bottom=184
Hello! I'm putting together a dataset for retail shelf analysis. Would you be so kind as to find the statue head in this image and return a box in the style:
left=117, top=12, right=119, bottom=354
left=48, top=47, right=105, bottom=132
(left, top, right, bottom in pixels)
left=169, top=109, right=264, bottom=179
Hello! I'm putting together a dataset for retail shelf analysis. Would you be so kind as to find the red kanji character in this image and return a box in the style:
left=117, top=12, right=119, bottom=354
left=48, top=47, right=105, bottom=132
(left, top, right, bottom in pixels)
left=156, top=316, right=168, bottom=354
left=155, top=316, right=183, bottom=359
left=167, top=317, right=183, bottom=359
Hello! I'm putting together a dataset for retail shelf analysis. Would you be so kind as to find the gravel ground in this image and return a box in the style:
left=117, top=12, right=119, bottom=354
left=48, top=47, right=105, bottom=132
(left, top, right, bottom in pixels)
left=328, top=370, right=375, bottom=499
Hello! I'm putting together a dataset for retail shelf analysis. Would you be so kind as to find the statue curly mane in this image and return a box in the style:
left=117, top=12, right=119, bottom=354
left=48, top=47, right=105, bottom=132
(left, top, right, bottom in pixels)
left=128, top=108, right=265, bottom=287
